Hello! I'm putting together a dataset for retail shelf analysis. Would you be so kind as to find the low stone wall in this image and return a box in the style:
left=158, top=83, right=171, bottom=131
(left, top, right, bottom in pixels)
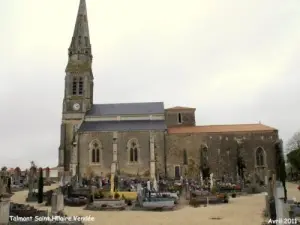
left=86, top=199, right=126, bottom=211
left=71, top=188, right=90, bottom=197
left=142, top=200, right=175, bottom=209
left=92, top=199, right=125, bottom=206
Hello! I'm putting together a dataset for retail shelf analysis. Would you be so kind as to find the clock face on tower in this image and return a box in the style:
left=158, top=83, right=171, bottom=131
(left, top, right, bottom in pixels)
left=73, top=103, right=80, bottom=111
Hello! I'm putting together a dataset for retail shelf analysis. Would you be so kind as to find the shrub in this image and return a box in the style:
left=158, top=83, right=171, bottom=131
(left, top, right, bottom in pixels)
left=223, top=193, right=229, bottom=203
left=125, top=199, right=132, bottom=206
left=7, top=177, right=11, bottom=193
left=99, top=191, right=104, bottom=199
left=108, top=194, right=113, bottom=199
left=114, top=192, right=120, bottom=199
left=37, top=168, right=44, bottom=203
left=189, top=199, right=200, bottom=207
left=211, top=186, right=217, bottom=194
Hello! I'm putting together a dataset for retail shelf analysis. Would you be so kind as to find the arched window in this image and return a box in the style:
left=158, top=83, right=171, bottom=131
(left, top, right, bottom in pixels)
left=128, top=139, right=139, bottom=163
left=72, top=77, right=77, bottom=95
left=178, top=113, right=182, bottom=124
left=256, top=147, right=265, bottom=166
left=89, top=141, right=101, bottom=164
left=183, top=149, right=188, bottom=165
left=78, top=77, right=83, bottom=95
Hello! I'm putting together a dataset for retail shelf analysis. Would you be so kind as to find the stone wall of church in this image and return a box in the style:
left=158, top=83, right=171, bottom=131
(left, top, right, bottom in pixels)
left=61, top=121, right=81, bottom=171
left=77, top=132, right=113, bottom=176
left=77, top=130, right=165, bottom=177
left=165, top=131, right=278, bottom=179
left=116, top=131, right=165, bottom=176
left=165, top=110, right=196, bottom=127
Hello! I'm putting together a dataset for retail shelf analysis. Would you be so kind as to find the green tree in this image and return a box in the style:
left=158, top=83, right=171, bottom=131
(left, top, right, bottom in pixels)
left=7, top=176, right=11, bottom=193
left=37, top=168, right=44, bottom=203
left=275, top=140, right=287, bottom=202
left=286, top=149, right=300, bottom=171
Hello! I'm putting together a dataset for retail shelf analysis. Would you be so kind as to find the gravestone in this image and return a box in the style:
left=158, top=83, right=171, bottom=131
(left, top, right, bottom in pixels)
left=0, top=177, right=5, bottom=195
left=136, top=184, right=144, bottom=206
left=0, top=197, right=10, bottom=224
left=59, top=175, right=64, bottom=187
left=26, top=168, right=37, bottom=202
left=98, top=178, right=102, bottom=188
left=14, top=167, right=21, bottom=185
left=51, top=189, right=64, bottom=215
left=45, top=167, right=50, bottom=182
left=210, top=173, right=214, bottom=191
left=90, top=186, right=96, bottom=202
left=153, top=179, right=158, bottom=192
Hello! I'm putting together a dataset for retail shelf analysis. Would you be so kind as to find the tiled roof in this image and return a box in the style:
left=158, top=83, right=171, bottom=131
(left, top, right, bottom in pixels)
left=168, top=123, right=277, bottom=134
left=166, top=106, right=196, bottom=110
left=86, top=102, right=164, bottom=116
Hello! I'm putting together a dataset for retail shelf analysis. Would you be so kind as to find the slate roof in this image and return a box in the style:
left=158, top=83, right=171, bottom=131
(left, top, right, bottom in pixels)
left=168, top=123, right=277, bottom=134
left=86, top=102, right=164, bottom=116
left=79, top=120, right=167, bottom=132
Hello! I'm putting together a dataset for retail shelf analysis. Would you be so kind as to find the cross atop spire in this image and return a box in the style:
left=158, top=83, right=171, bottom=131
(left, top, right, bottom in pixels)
left=68, top=0, right=92, bottom=58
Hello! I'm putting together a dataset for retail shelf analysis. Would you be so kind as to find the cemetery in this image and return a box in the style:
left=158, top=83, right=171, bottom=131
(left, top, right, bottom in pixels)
left=0, top=159, right=271, bottom=215
left=1, top=152, right=300, bottom=225
left=0, top=164, right=85, bottom=225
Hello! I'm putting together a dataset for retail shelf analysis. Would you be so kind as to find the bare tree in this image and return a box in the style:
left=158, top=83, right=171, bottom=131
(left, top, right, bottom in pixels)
left=286, top=131, right=300, bottom=153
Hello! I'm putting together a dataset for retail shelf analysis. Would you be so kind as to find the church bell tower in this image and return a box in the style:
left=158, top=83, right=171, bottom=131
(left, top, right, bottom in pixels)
left=58, top=0, right=94, bottom=173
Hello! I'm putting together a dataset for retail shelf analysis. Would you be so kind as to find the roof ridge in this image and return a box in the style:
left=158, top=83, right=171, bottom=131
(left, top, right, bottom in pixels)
left=166, top=106, right=196, bottom=110
left=196, top=123, right=271, bottom=127
left=93, top=102, right=163, bottom=105
left=168, top=123, right=277, bottom=134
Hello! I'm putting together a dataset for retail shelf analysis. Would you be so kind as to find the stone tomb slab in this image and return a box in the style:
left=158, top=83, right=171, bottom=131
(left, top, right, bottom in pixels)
left=86, top=199, right=126, bottom=211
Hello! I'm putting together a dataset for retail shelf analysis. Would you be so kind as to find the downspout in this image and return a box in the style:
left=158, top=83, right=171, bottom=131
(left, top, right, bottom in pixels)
left=164, top=130, right=167, bottom=178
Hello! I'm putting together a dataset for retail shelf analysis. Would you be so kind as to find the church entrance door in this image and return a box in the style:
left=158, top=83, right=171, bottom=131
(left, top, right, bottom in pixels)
left=174, top=166, right=180, bottom=179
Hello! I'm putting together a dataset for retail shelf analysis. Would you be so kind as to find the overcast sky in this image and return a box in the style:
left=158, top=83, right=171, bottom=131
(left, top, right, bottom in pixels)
left=1, top=0, right=299, bottom=169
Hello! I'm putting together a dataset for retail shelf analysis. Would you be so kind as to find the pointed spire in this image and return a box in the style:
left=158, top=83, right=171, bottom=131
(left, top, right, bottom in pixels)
left=68, top=0, right=92, bottom=58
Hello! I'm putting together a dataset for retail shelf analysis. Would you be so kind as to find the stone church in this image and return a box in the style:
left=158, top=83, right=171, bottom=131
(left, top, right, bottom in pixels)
left=58, top=0, right=278, bottom=181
